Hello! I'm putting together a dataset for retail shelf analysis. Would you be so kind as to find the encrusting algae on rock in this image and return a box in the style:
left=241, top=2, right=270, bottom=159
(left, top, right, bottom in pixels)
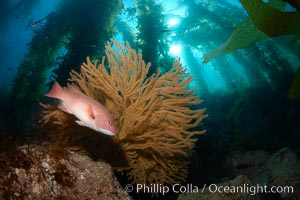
left=40, top=39, right=207, bottom=186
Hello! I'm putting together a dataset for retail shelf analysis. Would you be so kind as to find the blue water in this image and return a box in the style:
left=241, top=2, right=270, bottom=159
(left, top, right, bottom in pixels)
left=0, top=0, right=60, bottom=90
left=1, top=0, right=299, bottom=95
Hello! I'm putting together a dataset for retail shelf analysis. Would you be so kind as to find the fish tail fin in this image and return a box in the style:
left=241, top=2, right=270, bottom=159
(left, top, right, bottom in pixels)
left=45, top=81, right=64, bottom=99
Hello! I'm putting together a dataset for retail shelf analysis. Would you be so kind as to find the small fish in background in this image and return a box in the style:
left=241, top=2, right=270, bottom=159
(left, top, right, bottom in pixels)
left=27, top=16, right=48, bottom=29
left=31, top=16, right=47, bottom=28
left=7, top=67, right=13, bottom=71
left=160, top=29, right=171, bottom=33
left=45, top=81, right=117, bottom=136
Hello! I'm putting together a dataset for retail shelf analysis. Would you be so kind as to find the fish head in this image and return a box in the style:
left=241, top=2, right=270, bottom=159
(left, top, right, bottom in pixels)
left=94, top=115, right=117, bottom=136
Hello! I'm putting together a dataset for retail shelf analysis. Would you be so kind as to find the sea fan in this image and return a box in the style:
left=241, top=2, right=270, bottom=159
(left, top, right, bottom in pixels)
left=40, top=39, right=207, bottom=185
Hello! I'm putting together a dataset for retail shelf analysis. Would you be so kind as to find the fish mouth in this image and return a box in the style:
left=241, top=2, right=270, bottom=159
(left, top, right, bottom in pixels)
left=97, top=128, right=116, bottom=136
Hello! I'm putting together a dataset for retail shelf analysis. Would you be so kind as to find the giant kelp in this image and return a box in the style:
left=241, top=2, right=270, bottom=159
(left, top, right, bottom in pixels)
left=9, top=0, right=123, bottom=134
left=11, top=0, right=123, bottom=103
left=135, top=0, right=173, bottom=75
left=40, top=39, right=207, bottom=185
left=175, top=0, right=247, bottom=93
left=202, top=0, right=300, bottom=63
left=11, top=12, right=66, bottom=109
left=53, top=0, right=123, bottom=85
left=202, top=18, right=267, bottom=64
left=240, top=0, right=300, bottom=40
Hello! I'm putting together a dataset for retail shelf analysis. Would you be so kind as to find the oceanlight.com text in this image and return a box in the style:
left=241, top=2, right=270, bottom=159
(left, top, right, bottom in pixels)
left=208, top=183, right=294, bottom=196
left=124, top=183, right=294, bottom=196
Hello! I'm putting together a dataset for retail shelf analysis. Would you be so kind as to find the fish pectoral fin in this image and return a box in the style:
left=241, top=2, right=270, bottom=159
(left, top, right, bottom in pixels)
left=58, top=102, right=72, bottom=114
left=75, top=120, right=89, bottom=127
left=87, top=104, right=95, bottom=119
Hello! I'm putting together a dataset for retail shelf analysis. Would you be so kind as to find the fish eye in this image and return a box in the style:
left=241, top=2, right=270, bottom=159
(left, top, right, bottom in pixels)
left=107, top=120, right=112, bottom=125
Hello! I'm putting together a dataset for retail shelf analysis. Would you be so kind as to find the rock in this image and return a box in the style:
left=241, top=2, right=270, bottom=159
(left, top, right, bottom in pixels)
left=0, top=143, right=132, bottom=200
left=230, top=147, right=300, bottom=199
left=231, top=149, right=269, bottom=177
left=177, top=175, right=260, bottom=200
left=251, top=147, right=300, bottom=199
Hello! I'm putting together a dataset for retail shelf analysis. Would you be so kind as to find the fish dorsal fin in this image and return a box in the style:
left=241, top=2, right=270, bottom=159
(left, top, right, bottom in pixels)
left=66, top=84, right=83, bottom=94
left=87, top=104, right=95, bottom=119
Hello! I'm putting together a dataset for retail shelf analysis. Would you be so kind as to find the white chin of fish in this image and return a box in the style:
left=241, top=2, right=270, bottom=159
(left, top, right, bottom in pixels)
left=97, top=128, right=115, bottom=136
